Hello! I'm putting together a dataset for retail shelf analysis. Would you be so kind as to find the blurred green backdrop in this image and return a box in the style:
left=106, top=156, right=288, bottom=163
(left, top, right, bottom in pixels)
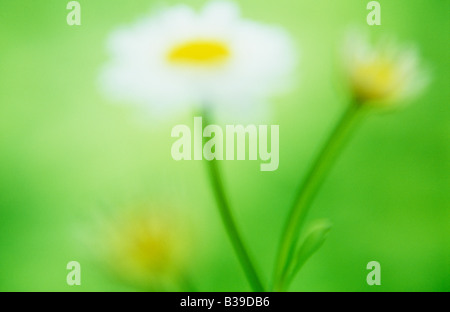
left=0, top=0, right=448, bottom=291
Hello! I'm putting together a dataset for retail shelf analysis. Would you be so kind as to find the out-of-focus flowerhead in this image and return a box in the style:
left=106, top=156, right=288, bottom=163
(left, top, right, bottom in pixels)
left=90, top=204, right=193, bottom=290
left=99, top=0, right=298, bottom=118
left=342, top=31, right=429, bottom=108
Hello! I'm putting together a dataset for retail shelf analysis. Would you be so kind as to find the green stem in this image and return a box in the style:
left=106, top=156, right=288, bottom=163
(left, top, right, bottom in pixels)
left=273, top=102, right=365, bottom=291
left=202, top=113, right=265, bottom=292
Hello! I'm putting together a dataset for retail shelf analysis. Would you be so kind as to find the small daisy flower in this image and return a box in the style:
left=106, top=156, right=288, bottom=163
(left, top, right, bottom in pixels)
left=90, top=205, right=193, bottom=290
left=342, top=31, right=429, bottom=107
left=99, top=0, right=297, bottom=119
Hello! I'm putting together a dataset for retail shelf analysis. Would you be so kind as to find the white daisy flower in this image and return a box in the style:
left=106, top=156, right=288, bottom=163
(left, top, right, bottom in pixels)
left=99, top=0, right=298, bottom=119
left=342, top=31, right=429, bottom=107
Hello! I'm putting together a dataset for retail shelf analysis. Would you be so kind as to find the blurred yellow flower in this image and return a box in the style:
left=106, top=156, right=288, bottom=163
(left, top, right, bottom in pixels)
left=91, top=205, right=193, bottom=290
left=343, top=32, right=428, bottom=107
left=99, top=0, right=297, bottom=118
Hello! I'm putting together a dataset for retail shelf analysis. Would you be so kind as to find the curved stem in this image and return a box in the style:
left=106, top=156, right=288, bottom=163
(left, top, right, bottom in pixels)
left=202, top=113, right=265, bottom=292
left=273, top=102, right=364, bottom=291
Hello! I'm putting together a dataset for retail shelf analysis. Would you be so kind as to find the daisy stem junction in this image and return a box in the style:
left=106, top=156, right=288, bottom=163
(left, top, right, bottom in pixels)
left=202, top=111, right=265, bottom=292
left=273, top=101, right=365, bottom=291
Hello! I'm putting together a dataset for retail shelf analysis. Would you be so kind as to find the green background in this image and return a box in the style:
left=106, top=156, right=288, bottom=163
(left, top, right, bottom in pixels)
left=0, top=0, right=448, bottom=291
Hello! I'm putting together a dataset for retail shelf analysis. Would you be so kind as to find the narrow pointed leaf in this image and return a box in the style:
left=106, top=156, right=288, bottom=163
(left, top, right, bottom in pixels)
left=287, top=219, right=332, bottom=285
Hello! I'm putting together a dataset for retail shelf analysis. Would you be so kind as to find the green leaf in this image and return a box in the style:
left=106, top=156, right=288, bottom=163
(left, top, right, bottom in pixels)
left=286, top=219, right=332, bottom=285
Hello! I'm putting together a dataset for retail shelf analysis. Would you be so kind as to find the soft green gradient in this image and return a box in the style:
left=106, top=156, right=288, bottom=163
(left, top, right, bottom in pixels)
left=0, top=0, right=448, bottom=291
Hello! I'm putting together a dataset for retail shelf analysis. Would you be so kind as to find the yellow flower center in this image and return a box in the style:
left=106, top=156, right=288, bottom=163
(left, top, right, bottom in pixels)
left=352, top=59, right=401, bottom=101
left=167, top=40, right=230, bottom=65
left=129, top=230, right=172, bottom=271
